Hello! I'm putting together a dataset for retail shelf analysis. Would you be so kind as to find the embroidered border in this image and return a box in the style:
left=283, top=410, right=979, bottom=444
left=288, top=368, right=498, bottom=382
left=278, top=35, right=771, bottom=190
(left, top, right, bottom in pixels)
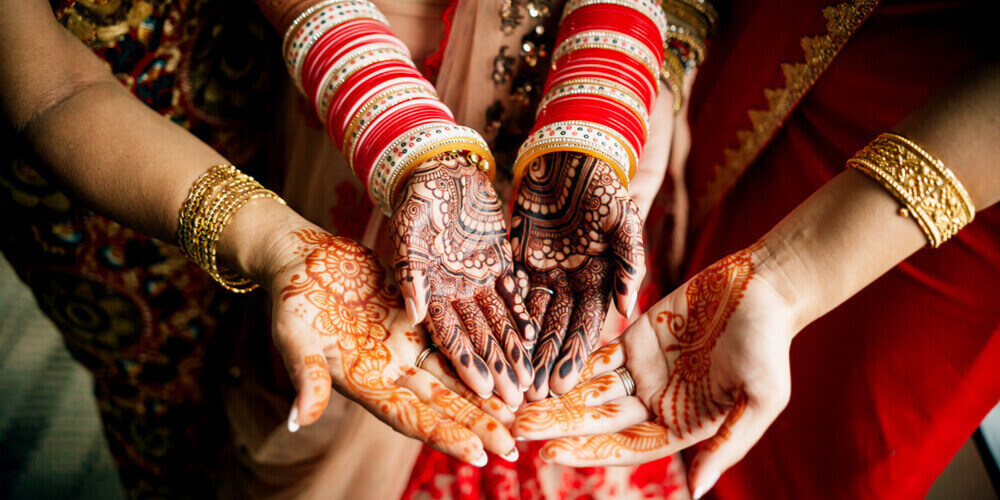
left=692, top=0, right=880, bottom=223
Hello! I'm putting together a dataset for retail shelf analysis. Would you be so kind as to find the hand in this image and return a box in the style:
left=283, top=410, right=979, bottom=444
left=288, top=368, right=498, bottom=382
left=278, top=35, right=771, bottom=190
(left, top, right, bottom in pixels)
left=265, top=227, right=517, bottom=465
left=510, top=152, right=644, bottom=400
left=512, top=243, right=794, bottom=497
left=390, top=152, right=535, bottom=407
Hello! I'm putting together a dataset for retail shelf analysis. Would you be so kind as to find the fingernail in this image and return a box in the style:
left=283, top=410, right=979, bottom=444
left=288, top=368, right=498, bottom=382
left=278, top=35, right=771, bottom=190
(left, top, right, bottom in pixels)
left=500, top=448, right=519, bottom=462
left=515, top=436, right=527, bottom=441
left=405, top=297, right=418, bottom=326
left=471, top=453, right=488, bottom=467
left=479, top=391, right=493, bottom=399
left=522, top=386, right=529, bottom=393
left=507, top=403, right=520, bottom=412
left=287, top=406, right=300, bottom=433
left=549, top=389, right=560, bottom=398
left=626, top=291, right=638, bottom=318
left=693, top=471, right=720, bottom=500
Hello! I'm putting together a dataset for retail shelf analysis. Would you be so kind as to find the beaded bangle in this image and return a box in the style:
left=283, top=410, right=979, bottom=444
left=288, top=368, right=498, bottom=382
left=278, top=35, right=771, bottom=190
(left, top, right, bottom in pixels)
left=660, top=48, right=686, bottom=113
left=514, top=121, right=634, bottom=188
left=314, top=46, right=412, bottom=120
left=345, top=92, right=443, bottom=161
left=539, top=80, right=650, bottom=132
left=281, top=0, right=349, bottom=57
left=660, top=0, right=713, bottom=39
left=665, top=23, right=706, bottom=67
left=560, top=7, right=664, bottom=57
left=552, top=30, right=661, bottom=80
left=847, top=133, right=975, bottom=247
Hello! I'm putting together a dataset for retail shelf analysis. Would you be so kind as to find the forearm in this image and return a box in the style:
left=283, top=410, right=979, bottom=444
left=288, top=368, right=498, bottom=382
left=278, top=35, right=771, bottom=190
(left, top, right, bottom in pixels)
left=1, top=0, right=300, bottom=283
left=756, top=62, right=1000, bottom=333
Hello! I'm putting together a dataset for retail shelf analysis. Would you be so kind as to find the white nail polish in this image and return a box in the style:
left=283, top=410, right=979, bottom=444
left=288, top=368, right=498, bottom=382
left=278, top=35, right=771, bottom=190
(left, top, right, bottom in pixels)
left=626, top=292, right=638, bottom=318
left=515, top=436, right=527, bottom=442
left=693, top=471, right=720, bottom=500
left=287, top=406, right=300, bottom=433
left=522, top=386, right=530, bottom=393
left=471, top=453, right=488, bottom=467
left=500, top=448, right=519, bottom=462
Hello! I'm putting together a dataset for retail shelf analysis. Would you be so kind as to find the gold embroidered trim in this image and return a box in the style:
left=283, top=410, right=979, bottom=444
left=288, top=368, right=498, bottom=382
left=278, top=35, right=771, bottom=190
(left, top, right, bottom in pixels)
left=692, top=0, right=879, bottom=223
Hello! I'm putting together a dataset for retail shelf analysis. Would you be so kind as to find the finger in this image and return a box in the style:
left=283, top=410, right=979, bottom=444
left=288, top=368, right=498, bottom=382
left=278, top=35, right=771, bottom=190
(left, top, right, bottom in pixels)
left=687, top=392, right=786, bottom=500
left=579, top=340, right=626, bottom=382
left=610, top=201, right=645, bottom=318
left=477, top=289, right=533, bottom=390
left=454, top=298, right=523, bottom=407
left=539, top=421, right=677, bottom=467
left=395, top=367, right=517, bottom=459
left=354, top=374, right=487, bottom=466
left=525, top=286, right=553, bottom=329
left=399, top=269, right=429, bottom=326
left=419, top=352, right=516, bottom=426
left=549, top=289, right=607, bottom=395
left=527, top=283, right=573, bottom=401
left=497, top=272, right=538, bottom=346
left=513, top=373, right=652, bottom=440
left=272, top=321, right=331, bottom=431
left=428, top=298, right=494, bottom=399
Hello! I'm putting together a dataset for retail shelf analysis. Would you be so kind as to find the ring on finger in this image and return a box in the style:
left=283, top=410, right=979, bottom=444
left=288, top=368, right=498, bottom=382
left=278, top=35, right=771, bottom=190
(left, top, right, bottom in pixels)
left=529, top=286, right=554, bottom=296
left=614, top=366, right=636, bottom=396
left=415, top=346, right=436, bottom=369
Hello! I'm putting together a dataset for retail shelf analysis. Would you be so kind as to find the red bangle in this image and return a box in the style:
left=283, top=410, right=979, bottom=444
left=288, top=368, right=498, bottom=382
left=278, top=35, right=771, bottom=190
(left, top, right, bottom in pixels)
left=546, top=63, right=653, bottom=109
left=550, top=50, right=656, bottom=104
left=300, top=20, right=393, bottom=96
left=352, top=101, right=452, bottom=173
left=329, top=61, right=422, bottom=130
left=536, top=98, right=644, bottom=154
left=331, top=74, right=432, bottom=136
left=558, top=7, right=662, bottom=58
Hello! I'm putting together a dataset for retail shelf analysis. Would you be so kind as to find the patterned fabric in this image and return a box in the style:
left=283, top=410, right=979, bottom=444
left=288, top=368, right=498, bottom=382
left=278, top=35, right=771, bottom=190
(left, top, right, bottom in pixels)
left=0, top=0, right=279, bottom=497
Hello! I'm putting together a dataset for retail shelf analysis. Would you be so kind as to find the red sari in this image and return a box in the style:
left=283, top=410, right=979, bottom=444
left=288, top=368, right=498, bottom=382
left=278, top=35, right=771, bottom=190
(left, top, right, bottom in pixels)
left=645, top=0, right=1000, bottom=497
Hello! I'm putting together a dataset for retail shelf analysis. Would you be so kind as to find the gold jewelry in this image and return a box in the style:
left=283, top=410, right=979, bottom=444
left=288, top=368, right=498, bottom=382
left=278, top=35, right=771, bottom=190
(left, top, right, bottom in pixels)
left=665, top=25, right=707, bottom=66
left=414, top=346, right=436, bottom=369
left=847, top=133, right=975, bottom=248
left=660, top=0, right=714, bottom=39
left=614, top=366, right=636, bottom=396
left=660, top=48, right=686, bottom=113
left=178, top=165, right=286, bottom=292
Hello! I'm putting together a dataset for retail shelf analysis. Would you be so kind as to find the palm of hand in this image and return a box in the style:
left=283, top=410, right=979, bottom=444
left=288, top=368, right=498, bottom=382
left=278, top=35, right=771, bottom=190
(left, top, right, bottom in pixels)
left=514, top=244, right=793, bottom=491
left=391, top=153, right=533, bottom=406
left=271, top=229, right=514, bottom=463
left=510, top=152, right=643, bottom=399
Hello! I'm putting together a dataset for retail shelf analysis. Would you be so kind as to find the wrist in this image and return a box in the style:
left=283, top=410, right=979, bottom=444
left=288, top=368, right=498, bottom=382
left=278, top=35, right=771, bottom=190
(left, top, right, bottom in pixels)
left=216, top=199, right=312, bottom=290
left=751, top=230, right=823, bottom=337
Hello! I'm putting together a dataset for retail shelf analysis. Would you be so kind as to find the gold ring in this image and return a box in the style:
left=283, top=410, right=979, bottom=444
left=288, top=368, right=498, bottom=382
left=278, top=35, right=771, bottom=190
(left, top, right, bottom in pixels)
left=614, top=366, right=636, bottom=396
left=529, top=286, right=555, bottom=296
left=414, top=347, right=436, bottom=369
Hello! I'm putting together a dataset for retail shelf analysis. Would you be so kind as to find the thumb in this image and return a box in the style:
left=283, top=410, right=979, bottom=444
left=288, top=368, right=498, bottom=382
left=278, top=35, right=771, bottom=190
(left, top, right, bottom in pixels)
left=610, top=204, right=645, bottom=318
left=687, top=392, right=781, bottom=499
left=273, top=320, right=332, bottom=432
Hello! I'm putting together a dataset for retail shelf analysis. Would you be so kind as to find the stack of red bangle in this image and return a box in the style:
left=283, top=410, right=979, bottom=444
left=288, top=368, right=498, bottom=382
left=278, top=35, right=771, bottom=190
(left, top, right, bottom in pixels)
left=283, top=0, right=494, bottom=214
left=513, top=0, right=668, bottom=189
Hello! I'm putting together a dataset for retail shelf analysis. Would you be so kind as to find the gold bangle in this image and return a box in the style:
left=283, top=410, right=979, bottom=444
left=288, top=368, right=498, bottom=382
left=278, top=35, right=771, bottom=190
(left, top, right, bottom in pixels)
left=178, top=165, right=286, bottom=292
left=385, top=140, right=495, bottom=211
left=665, top=25, right=707, bottom=66
left=660, top=49, right=686, bottom=113
left=847, top=133, right=975, bottom=248
left=660, top=0, right=713, bottom=39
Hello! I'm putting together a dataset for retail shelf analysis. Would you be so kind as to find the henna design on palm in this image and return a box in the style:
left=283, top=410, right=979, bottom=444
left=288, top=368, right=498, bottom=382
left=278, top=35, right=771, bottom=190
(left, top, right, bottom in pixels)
left=511, top=152, right=644, bottom=399
left=391, top=153, right=534, bottom=406
left=272, top=229, right=517, bottom=463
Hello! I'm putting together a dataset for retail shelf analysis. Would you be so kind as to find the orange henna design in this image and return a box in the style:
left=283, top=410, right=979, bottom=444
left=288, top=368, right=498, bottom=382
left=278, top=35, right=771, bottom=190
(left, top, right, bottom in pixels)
left=280, top=230, right=480, bottom=457
left=654, top=248, right=757, bottom=438
left=515, top=373, right=619, bottom=433
left=540, top=422, right=672, bottom=462
left=579, top=342, right=622, bottom=381
left=702, top=391, right=748, bottom=452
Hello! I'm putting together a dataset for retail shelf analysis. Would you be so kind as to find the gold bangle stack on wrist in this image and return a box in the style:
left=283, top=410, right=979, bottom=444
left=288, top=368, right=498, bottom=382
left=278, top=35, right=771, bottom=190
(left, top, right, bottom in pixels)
left=178, top=165, right=286, bottom=292
left=658, top=0, right=716, bottom=113
left=847, top=133, right=975, bottom=248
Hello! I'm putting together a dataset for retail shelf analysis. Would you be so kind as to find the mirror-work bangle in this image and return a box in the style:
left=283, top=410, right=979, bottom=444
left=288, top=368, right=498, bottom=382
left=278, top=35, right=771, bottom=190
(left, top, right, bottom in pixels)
left=847, top=133, right=975, bottom=248
left=178, top=165, right=286, bottom=292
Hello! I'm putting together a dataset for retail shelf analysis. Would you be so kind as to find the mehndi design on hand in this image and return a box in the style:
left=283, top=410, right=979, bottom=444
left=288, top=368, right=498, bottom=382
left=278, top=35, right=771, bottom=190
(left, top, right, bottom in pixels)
left=272, top=229, right=516, bottom=464
left=511, top=152, right=644, bottom=400
left=391, top=153, right=535, bottom=406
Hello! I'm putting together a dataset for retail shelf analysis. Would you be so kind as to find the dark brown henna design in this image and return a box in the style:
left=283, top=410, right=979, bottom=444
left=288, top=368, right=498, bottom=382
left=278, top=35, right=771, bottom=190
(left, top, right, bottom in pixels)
left=392, top=153, right=532, bottom=401
left=511, top=152, right=643, bottom=396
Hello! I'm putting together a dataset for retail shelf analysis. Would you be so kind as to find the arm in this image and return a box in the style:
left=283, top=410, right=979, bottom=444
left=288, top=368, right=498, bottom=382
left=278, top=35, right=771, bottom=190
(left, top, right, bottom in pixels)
left=513, top=61, right=1000, bottom=496
left=0, top=0, right=517, bottom=464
